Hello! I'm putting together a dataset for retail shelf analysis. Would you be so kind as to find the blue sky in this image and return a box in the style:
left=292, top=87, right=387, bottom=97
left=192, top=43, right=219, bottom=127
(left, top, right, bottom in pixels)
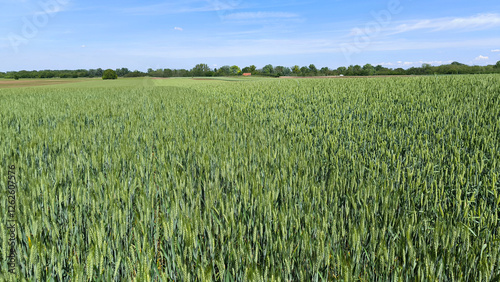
left=1, top=0, right=499, bottom=71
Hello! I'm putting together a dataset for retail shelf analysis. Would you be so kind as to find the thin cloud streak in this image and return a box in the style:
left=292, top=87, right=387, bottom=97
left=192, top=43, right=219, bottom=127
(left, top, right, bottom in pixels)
left=348, top=13, right=500, bottom=37
left=389, top=13, right=500, bottom=34
left=120, top=1, right=243, bottom=15
left=223, top=11, right=298, bottom=20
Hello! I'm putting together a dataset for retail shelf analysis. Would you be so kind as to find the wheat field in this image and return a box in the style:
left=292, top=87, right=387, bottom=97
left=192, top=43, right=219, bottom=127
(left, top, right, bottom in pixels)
left=1, top=75, right=499, bottom=280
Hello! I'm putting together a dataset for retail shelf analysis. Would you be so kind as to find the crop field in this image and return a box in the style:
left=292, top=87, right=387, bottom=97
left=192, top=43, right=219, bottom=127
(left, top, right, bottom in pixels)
left=1, top=75, right=499, bottom=280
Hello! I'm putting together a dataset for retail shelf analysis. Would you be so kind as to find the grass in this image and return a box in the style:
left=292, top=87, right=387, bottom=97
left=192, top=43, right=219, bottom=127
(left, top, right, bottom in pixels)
left=0, top=75, right=499, bottom=280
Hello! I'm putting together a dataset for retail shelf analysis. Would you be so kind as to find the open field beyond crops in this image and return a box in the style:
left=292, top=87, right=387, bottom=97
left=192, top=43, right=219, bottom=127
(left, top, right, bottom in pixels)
left=0, top=78, right=87, bottom=89
left=0, top=75, right=499, bottom=280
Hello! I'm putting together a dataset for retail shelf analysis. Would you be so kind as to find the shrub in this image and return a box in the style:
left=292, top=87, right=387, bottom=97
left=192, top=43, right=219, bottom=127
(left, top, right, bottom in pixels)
left=102, top=69, right=118, bottom=80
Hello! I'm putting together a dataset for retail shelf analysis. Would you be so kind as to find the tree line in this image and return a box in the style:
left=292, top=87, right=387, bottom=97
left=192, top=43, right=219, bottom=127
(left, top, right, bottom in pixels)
left=1, top=61, right=500, bottom=79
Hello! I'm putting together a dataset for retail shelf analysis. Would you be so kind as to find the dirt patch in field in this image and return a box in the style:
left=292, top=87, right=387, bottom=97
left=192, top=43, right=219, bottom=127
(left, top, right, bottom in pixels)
left=0, top=79, right=83, bottom=89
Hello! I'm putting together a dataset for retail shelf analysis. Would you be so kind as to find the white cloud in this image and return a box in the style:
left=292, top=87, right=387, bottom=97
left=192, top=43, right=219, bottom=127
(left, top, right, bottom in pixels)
left=81, top=45, right=86, bottom=48
left=223, top=12, right=298, bottom=20
left=378, top=60, right=453, bottom=67
left=475, top=55, right=489, bottom=60
left=348, top=13, right=500, bottom=37
left=390, top=14, right=500, bottom=34
left=174, top=27, right=183, bottom=31
left=492, top=49, right=500, bottom=52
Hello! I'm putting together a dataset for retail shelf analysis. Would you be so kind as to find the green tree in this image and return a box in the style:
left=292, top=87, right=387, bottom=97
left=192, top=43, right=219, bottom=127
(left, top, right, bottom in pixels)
left=274, top=66, right=290, bottom=76
left=421, top=64, right=432, bottom=75
left=262, top=64, right=274, bottom=75
left=337, top=66, right=347, bottom=75
left=115, top=68, right=130, bottom=77
left=163, top=69, right=173, bottom=77
left=249, top=65, right=257, bottom=73
left=353, top=65, right=362, bottom=75
left=495, top=61, right=500, bottom=69
left=88, top=69, right=97, bottom=78
left=291, top=65, right=300, bottom=75
left=362, top=64, right=375, bottom=76
left=124, top=70, right=146, bottom=77
left=192, top=63, right=211, bottom=76
left=242, top=65, right=257, bottom=74
left=308, top=64, right=318, bottom=75
left=229, top=65, right=241, bottom=75
left=96, top=68, right=103, bottom=77
left=320, top=67, right=330, bottom=76
left=393, top=68, right=406, bottom=75
left=300, top=66, right=309, bottom=76
left=217, top=66, right=231, bottom=76
left=102, top=69, right=118, bottom=80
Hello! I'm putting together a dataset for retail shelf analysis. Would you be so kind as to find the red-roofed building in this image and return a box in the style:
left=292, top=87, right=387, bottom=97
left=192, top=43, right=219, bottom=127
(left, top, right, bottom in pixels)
left=243, top=73, right=252, bottom=76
